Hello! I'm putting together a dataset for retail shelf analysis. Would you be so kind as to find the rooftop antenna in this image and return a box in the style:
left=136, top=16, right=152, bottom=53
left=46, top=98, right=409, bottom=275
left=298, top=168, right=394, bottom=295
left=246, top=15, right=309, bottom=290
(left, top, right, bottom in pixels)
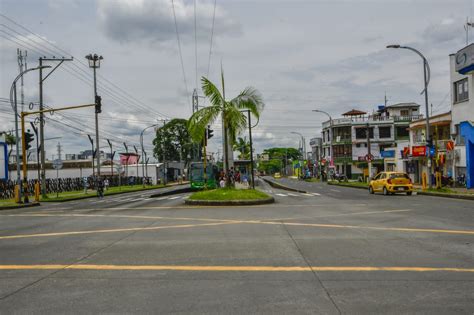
left=464, top=17, right=474, bottom=45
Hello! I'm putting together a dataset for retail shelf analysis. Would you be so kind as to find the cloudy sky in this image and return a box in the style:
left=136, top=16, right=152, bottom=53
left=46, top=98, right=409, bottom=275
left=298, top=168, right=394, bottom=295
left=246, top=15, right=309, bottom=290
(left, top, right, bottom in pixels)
left=0, top=0, right=471, bottom=161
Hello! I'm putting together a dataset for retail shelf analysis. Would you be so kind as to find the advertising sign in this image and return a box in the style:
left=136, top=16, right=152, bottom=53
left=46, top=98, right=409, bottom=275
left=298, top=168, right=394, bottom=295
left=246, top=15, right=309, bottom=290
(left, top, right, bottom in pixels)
left=380, top=150, right=395, bottom=158
left=0, top=142, right=7, bottom=180
left=455, top=44, right=474, bottom=74
left=412, top=145, right=427, bottom=157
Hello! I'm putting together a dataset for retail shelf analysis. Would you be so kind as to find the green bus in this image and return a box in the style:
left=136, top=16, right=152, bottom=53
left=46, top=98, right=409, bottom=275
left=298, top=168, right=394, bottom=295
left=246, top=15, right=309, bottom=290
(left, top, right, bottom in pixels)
left=189, top=162, right=219, bottom=190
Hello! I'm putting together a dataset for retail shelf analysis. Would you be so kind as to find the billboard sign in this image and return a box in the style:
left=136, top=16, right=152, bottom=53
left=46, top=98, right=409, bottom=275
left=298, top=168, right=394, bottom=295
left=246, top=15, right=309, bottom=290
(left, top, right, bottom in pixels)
left=380, top=150, right=395, bottom=158
left=412, top=145, right=427, bottom=157
left=0, top=142, right=8, bottom=180
left=455, top=44, right=474, bottom=74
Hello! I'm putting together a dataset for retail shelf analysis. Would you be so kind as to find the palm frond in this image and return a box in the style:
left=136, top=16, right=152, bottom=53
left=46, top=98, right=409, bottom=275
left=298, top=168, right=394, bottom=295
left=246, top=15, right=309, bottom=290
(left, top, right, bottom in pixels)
left=224, top=105, right=247, bottom=144
left=230, top=87, right=265, bottom=118
left=187, top=106, right=221, bottom=142
left=201, top=76, right=224, bottom=108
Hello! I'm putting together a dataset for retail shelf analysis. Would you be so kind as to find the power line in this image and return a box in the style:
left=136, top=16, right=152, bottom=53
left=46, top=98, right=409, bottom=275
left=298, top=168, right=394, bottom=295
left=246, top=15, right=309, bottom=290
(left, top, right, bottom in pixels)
left=194, top=0, right=198, bottom=90
left=171, top=0, right=190, bottom=103
left=206, top=0, right=217, bottom=79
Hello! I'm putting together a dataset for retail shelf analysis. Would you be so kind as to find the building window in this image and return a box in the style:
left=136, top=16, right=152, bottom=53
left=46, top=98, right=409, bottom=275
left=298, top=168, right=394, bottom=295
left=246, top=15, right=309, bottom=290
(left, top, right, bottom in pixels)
left=379, top=126, right=391, bottom=138
left=355, top=127, right=374, bottom=139
left=455, top=124, right=465, bottom=145
left=400, top=110, right=409, bottom=116
left=396, top=126, right=409, bottom=138
left=454, top=78, right=469, bottom=103
left=332, top=145, right=352, bottom=158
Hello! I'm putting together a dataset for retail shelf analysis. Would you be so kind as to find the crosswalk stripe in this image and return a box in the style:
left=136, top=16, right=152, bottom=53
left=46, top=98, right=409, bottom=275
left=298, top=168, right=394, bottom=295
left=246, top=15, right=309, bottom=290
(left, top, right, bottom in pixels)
left=287, top=193, right=298, bottom=196
left=275, top=193, right=287, bottom=197
left=168, top=196, right=180, bottom=200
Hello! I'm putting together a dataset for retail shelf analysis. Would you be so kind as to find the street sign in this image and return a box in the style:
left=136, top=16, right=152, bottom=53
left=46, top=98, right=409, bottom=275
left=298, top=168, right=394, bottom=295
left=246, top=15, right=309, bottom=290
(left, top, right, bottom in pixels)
left=52, top=159, right=63, bottom=170
left=0, top=141, right=7, bottom=180
left=412, top=145, right=427, bottom=157
left=365, top=154, right=374, bottom=162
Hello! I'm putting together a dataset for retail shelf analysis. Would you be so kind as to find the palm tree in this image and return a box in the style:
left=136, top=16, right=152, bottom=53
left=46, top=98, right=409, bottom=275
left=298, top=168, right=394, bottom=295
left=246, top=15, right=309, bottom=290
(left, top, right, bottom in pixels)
left=233, top=137, right=250, bottom=160
left=188, top=72, right=264, bottom=183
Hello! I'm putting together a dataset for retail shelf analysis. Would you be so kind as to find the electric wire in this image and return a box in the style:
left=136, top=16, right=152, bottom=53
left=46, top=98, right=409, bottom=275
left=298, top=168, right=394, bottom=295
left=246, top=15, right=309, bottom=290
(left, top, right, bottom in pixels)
left=171, top=0, right=190, bottom=102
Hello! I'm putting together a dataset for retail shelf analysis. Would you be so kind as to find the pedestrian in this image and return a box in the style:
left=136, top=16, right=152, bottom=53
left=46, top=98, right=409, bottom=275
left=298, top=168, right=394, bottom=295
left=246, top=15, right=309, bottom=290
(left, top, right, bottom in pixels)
left=97, top=178, right=104, bottom=199
left=219, top=177, right=225, bottom=188
left=104, top=178, right=109, bottom=191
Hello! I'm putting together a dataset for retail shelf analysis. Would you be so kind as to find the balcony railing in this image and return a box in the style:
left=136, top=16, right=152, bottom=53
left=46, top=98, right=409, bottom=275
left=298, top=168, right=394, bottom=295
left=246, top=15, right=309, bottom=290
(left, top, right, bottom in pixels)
left=322, top=114, right=424, bottom=128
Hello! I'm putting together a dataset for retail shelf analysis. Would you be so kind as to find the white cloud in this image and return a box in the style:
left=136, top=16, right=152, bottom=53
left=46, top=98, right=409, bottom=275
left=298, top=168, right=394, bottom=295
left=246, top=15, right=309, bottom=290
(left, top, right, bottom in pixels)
left=97, top=0, right=241, bottom=45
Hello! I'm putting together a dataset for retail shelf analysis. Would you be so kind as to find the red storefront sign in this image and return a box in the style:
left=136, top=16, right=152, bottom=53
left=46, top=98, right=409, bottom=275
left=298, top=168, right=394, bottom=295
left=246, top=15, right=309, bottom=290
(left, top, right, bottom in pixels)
left=412, top=145, right=427, bottom=157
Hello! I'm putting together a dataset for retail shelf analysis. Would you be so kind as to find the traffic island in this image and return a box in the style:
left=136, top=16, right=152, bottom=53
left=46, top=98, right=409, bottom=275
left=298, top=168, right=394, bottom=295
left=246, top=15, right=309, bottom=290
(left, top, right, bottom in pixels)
left=185, top=188, right=274, bottom=206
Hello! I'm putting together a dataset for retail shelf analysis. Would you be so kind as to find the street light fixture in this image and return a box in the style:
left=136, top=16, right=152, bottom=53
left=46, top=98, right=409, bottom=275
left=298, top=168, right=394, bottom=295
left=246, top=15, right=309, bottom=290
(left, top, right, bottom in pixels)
left=312, top=109, right=333, bottom=167
left=140, top=124, right=159, bottom=187
left=386, top=44, right=433, bottom=188
left=85, top=53, right=103, bottom=178
left=10, top=65, right=51, bottom=203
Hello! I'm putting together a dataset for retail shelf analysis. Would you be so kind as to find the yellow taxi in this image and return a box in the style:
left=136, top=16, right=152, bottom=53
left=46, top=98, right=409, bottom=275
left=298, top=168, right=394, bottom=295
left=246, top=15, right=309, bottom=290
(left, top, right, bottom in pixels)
left=369, top=172, right=413, bottom=196
left=273, top=172, right=281, bottom=179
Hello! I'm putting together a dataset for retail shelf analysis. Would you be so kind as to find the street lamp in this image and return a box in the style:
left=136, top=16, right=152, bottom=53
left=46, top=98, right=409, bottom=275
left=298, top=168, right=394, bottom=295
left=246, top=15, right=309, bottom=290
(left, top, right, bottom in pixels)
left=291, top=131, right=305, bottom=178
left=85, top=53, right=103, bottom=178
left=387, top=44, right=432, bottom=188
left=140, top=124, right=159, bottom=187
left=312, top=109, right=333, bottom=165
left=10, top=65, right=51, bottom=203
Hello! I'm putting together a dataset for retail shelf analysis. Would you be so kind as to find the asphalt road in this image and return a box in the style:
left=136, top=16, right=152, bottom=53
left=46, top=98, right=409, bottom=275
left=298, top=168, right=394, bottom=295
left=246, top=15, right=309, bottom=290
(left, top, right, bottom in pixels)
left=0, top=179, right=473, bottom=314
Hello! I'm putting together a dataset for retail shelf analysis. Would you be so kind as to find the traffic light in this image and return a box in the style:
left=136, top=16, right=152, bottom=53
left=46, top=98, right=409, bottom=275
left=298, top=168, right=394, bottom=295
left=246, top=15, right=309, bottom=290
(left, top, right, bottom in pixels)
left=207, top=126, right=214, bottom=139
left=24, top=129, right=34, bottom=151
left=95, top=95, right=102, bottom=113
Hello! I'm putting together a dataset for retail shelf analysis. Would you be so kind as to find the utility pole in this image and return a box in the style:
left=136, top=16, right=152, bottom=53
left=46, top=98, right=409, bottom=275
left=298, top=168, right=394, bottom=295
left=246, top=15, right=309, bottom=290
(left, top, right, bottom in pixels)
left=85, top=54, right=104, bottom=178
left=88, top=135, right=95, bottom=176
left=17, top=49, right=27, bottom=112
left=38, top=56, right=73, bottom=197
left=162, top=120, right=168, bottom=185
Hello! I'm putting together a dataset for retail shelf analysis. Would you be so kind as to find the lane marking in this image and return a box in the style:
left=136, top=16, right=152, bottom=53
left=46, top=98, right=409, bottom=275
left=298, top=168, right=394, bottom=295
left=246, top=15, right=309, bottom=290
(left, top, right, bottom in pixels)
left=310, top=193, right=321, bottom=196
left=287, top=193, right=298, bottom=196
left=0, top=222, right=237, bottom=240
left=275, top=193, right=287, bottom=197
left=330, top=189, right=341, bottom=193
left=0, top=264, right=473, bottom=273
left=168, top=196, right=181, bottom=200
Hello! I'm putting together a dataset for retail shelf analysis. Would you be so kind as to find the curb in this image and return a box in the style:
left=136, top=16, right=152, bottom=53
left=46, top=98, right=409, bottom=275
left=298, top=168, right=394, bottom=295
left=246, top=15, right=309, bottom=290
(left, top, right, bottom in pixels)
left=0, top=202, right=40, bottom=211
left=328, top=182, right=474, bottom=200
left=416, top=191, right=474, bottom=200
left=260, top=177, right=307, bottom=193
left=184, top=196, right=275, bottom=206
left=327, top=182, right=368, bottom=190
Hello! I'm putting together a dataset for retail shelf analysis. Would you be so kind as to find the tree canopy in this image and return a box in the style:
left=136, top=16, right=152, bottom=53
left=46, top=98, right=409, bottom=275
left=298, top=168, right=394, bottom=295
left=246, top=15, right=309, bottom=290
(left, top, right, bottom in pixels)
left=152, top=118, right=193, bottom=166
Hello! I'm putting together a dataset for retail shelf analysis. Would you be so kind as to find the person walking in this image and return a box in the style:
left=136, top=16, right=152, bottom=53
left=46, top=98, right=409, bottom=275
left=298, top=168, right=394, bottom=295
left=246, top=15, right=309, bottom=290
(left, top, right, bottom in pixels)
left=97, top=178, right=104, bottom=199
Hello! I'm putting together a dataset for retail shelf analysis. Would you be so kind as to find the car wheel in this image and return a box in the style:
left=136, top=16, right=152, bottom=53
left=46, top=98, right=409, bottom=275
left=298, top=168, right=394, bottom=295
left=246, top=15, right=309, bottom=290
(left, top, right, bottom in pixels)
left=369, top=186, right=374, bottom=194
left=383, top=186, right=389, bottom=196
left=407, top=191, right=412, bottom=196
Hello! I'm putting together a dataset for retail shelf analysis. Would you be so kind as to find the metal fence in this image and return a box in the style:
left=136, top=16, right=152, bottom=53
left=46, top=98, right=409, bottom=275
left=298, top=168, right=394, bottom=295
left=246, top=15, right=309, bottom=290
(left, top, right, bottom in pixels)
left=0, top=176, right=149, bottom=200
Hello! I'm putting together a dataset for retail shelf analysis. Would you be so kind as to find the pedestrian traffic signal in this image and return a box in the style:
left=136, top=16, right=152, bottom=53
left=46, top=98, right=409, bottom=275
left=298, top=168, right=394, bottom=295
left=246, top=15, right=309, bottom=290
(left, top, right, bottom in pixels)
left=24, top=130, right=34, bottom=151
left=207, top=126, right=214, bottom=139
left=95, top=95, right=102, bottom=113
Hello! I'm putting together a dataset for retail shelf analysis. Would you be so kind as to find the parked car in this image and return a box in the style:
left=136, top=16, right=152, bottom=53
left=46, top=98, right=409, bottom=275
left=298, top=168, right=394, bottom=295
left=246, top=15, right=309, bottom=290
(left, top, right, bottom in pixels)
left=273, top=172, right=281, bottom=179
left=369, top=172, right=413, bottom=196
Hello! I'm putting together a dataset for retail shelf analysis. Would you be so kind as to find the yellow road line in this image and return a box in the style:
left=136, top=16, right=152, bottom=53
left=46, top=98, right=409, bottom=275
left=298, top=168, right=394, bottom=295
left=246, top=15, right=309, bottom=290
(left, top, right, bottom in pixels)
left=0, top=221, right=237, bottom=240
left=0, top=264, right=473, bottom=272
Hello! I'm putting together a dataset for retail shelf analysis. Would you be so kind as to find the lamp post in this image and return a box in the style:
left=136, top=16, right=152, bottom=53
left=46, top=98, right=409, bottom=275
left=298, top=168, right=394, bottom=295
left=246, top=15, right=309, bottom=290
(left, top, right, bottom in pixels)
left=387, top=44, right=432, bottom=188
left=291, top=131, right=305, bottom=178
left=240, top=110, right=257, bottom=189
left=85, top=53, right=103, bottom=177
left=87, top=135, right=95, bottom=176
left=140, top=124, right=159, bottom=187
left=10, top=65, right=51, bottom=203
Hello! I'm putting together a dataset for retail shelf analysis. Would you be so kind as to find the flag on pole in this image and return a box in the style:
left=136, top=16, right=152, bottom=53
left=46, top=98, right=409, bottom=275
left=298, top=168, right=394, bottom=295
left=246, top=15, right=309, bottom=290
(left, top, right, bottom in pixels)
left=119, top=153, right=140, bottom=165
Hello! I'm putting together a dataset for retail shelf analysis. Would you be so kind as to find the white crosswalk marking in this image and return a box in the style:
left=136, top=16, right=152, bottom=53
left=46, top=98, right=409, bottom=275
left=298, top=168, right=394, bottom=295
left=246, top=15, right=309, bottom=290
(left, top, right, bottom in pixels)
left=287, top=193, right=298, bottom=196
left=168, top=196, right=181, bottom=200
left=310, top=192, right=321, bottom=196
left=275, top=193, right=287, bottom=197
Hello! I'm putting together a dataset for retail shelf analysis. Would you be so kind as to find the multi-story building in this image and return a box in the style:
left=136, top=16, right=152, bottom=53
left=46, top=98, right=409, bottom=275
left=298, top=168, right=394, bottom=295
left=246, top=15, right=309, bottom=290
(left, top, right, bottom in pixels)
left=406, top=112, right=452, bottom=184
left=450, top=45, right=474, bottom=188
left=320, top=103, right=421, bottom=179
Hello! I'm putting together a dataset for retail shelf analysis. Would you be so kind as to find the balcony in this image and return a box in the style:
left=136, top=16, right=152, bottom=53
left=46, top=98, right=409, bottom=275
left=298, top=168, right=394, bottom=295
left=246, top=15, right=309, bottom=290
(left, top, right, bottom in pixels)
left=322, top=114, right=424, bottom=128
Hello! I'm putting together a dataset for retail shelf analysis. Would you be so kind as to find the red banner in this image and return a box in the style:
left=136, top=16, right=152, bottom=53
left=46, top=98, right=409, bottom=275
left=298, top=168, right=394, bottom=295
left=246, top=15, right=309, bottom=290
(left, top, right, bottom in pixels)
left=412, top=146, right=426, bottom=157
left=119, top=153, right=140, bottom=165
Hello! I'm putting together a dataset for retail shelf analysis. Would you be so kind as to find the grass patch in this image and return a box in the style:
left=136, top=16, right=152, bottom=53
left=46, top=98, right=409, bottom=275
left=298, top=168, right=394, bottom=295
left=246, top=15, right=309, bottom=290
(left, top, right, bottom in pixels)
left=0, top=199, right=20, bottom=208
left=189, top=188, right=270, bottom=201
left=40, top=184, right=165, bottom=202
